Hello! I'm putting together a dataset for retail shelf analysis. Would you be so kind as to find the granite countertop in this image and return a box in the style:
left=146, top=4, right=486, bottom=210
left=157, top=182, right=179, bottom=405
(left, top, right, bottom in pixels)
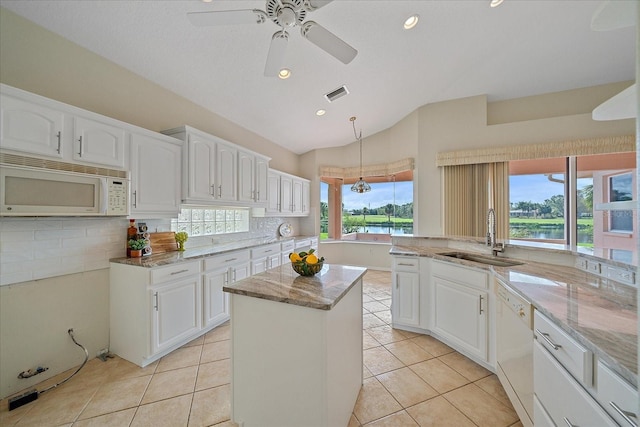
left=223, top=264, right=367, bottom=311
left=110, top=235, right=315, bottom=268
left=391, top=244, right=638, bottom=388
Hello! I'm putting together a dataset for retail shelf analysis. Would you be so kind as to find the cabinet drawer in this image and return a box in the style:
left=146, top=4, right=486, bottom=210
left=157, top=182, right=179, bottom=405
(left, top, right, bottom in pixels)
left=534, top=310, right=593, bottom=385
left=596, top=361, right=638, bottom=426
left=431, top=260, right=488, bottom=289
left=294, top=239, right=311, bottom=250
left=533, top=341, right=615, bottom=427
left=151, top=261, right=201, bottom=284
left=393, top=256, right=419, bottom=272
left=251, top=243, right=280, bottom=259
left=281, top=240, right=295, bottom=253
left=204, top=249, right=250, bottom=271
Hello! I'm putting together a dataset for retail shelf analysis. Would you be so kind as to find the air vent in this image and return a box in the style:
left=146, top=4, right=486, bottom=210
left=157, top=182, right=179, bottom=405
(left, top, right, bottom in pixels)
left=324, top=85, right=349, bottom=103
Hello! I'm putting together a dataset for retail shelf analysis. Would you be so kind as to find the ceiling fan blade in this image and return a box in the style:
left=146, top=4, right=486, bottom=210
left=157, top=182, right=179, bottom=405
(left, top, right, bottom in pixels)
left=300, top=21, right=357, bottom=64
left=264, top=31, right=289, bottom=77
left=304, top=0, right=334, bottom=11
left=187, top=9, right=267, bottom=26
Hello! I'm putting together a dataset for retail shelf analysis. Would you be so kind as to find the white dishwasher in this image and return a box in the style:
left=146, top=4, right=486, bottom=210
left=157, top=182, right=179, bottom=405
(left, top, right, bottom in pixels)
left=495, top=278, right=534, bottom=427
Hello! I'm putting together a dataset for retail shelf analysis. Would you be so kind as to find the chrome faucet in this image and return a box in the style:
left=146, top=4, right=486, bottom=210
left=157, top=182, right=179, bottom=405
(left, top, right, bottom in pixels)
left=487, top=208, right=504, bottom=256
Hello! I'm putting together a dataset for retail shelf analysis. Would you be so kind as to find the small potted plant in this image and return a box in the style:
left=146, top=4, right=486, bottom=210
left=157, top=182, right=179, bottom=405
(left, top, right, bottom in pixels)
left=175, top=232, right=188, bottom=251
left=128, top=238, right=147, bottom=258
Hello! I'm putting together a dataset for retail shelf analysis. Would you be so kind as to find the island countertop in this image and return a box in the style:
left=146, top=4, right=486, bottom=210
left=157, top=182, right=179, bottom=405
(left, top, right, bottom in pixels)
left=223, top=263, right=367, bottom=310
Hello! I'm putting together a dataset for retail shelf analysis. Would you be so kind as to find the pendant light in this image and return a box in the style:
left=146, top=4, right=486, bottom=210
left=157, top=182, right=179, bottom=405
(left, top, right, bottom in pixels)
left=350, top=116, right=371, bottom=193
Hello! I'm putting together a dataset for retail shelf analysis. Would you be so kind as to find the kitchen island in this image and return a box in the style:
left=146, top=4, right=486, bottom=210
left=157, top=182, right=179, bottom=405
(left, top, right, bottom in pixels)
left=223, top=263, right=366, bottom=427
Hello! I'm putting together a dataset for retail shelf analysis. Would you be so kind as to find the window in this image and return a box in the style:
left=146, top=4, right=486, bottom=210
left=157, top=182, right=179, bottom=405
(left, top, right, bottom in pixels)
left=171, top=207, right=249, bottom=236
left=609, top=172, right=633, bottom=232
left=320, top=171, right=414, bottom=240
left=510, top=152, right=636, bottom=263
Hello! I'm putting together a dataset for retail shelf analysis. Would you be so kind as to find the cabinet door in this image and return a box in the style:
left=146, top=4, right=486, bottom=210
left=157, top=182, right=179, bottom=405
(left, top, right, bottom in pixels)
left=432, top=275, right=488, bottom=360
left=292, top=179, right=304, bottom=214
left=0, top=94, right=65, bottom=158
left=151, top=277, right=202, bottom=354
left=232, top=263, right=250, bottom=282
left=238, top=150, right=255, bottom=203
left=268, top=254, right=281, bottom=269
left=216, top=142, right=237, bottom=201
left=186, top=135, right=216, bottom=202
left=130, top=133, right=181, bottom=216
left=255, top=155, right=269, bottom=204
left=302, top=180, right=310, bottom=215
left=203, top=269, right=230, bottom=328
left=251, top=257, right=267, bottom=275
left=267, top=172, right=281, bottom=213
left=392, top=271, right=420, bottom=327
left=281, top=175, right=294, bottom=213
left=73, top=117, right=126, bottom=168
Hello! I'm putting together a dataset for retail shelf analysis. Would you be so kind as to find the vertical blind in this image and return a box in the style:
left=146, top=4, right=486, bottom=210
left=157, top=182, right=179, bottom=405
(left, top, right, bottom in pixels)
left=442, top=162, right=509, bottom=240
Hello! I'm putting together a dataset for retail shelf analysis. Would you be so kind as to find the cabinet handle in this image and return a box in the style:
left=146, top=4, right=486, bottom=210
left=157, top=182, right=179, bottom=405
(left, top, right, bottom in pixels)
left=218, top=185, right=222, bottom=198
left=225, top=258, right=237, bottom=262
left=78, top=135, right=83, bottom=156
left=398, top=263, right=415, bottom=267
left=479, top=295, right=484, bottom=314
left=256, top=190, right=260, bottom=201
left=535, top=328, right=562, bottom=350
left=232, top=269, right=237, bottom=281
left=153, top=292, right=158, bottom=311
left=224, top=271, right=229, bottom=285
left=609, top=401, right=638, bottom=427
left=563, top=417, right=576, bottom=427
left=210, top=185, right=215, bottom=197
left=170, top=269, right=189, bottom=275
left=132, top=190, right=137, bottom=208
left=56, top=131, right=61, bottom=154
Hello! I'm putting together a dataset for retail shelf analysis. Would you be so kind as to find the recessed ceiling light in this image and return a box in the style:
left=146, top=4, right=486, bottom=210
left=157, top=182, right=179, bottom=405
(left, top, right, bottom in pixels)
left=490, top=0, right=504, bottom=7
left=278, top=68, right=291, bottom=79
left=403, top=14, right=419, bottom=30
left=316, top=109, right=326, bottom=116
left=202, top=0, right=213, bottom=3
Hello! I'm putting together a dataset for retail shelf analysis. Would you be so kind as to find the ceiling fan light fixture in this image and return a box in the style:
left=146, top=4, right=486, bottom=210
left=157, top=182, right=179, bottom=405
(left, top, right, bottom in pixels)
left=278, top=68, right=291, bottom=79
left=490, top=0, right=504, bottom=8
left=403, top=14, right=419, bottom=30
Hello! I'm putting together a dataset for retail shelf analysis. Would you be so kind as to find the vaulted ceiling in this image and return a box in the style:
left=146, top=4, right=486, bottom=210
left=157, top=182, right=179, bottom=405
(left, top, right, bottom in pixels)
left=1, top=0, right=635, bottom=154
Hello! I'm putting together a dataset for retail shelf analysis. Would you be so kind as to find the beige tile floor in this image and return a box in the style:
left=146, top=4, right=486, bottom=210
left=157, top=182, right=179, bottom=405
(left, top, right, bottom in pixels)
left=1, top=270, right=522, bottom=427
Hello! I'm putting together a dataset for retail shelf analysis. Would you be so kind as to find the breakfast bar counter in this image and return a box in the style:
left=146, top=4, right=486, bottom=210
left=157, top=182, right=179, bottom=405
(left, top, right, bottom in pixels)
left=223, top=264, right=366, bottom=427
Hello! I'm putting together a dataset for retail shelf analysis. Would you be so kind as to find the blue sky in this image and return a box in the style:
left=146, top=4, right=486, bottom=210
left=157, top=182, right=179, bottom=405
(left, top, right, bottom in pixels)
left=321, top=181, right=413, bottom=211
left=510, top=175, right=591, bottom=203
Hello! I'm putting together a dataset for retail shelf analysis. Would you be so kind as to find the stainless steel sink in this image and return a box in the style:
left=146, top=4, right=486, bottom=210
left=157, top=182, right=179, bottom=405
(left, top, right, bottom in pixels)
left=439, top=251, right=524, bottom=267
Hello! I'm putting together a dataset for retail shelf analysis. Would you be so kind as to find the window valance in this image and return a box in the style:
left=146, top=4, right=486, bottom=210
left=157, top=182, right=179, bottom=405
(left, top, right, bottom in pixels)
left=436, top=135, right=635, bottom=166
left=319, top=158, right=414, bottom=179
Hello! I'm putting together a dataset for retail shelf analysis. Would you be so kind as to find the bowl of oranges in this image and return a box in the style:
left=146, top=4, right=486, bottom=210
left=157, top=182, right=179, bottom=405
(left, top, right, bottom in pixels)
left=289, top=248, right=325, bottom=276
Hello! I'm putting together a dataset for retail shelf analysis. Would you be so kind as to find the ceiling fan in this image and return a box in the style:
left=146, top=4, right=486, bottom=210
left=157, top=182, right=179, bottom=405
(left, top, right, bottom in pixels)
left=187, top=0, right=358, bottom=77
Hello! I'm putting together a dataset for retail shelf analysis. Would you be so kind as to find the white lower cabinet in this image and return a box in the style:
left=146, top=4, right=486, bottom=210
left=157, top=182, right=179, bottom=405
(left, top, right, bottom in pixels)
left=533, top=340, right=616, bottom=427
left=110, top=260, right=202, bottom=367
left=595, top=361, right=638, bottom=426
left=391, top=257, right=420, bottom=328
left=203, top=249, right=250, bottom=328
left=151, top=276, right=202, bottom=354
left=430, top=260, right=488, bottom=361
left=250, top=243, right=281, bottom=275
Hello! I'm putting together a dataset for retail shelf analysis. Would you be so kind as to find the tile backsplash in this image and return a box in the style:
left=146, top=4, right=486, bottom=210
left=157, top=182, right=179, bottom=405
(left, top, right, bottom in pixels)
left=0, top=216, right=295, bottom=286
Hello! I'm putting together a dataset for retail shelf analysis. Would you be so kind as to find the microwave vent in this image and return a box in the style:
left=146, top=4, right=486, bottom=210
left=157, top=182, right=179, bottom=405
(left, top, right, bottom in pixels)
left=0, top=153, right=128, bottom=178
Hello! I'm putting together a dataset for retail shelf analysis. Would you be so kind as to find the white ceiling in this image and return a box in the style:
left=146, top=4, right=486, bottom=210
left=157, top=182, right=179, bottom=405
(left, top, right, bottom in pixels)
left=1, top=0, right=636, bottom=154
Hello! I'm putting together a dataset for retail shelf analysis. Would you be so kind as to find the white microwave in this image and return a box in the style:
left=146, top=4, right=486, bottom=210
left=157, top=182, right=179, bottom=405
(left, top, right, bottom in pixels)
left=0, top=164, right=129, bottom=216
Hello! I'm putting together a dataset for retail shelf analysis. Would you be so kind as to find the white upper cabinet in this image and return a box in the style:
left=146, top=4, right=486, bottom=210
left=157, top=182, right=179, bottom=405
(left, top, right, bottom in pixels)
left=73, top=116, right=126, bottom=168
left=164, top=125, right=269, bottom=207
left=266, top=171, right=281, bottom=214
left=0, top=93, right=65, bottom=158
left=129, top=132, right=182, bottom=217
left=266, top=169, right=310, bottom=217
left=216, top=141, right=237, bottom=202
left=0, top=85, right=129, bottom=169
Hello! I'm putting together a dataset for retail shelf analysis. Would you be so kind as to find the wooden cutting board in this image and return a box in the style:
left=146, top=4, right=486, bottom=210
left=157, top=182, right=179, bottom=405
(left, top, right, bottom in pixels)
left=149, top=232, right=178, bottom=254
